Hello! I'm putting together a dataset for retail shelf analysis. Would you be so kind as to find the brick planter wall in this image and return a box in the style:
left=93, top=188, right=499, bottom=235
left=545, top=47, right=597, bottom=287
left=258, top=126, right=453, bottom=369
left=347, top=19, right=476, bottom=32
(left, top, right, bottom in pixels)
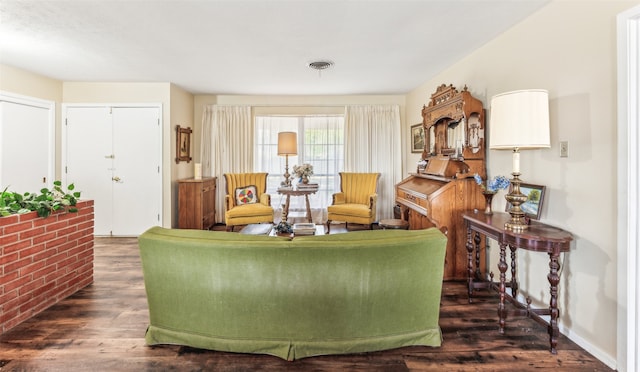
left=0, top=200, right=94, bottom=334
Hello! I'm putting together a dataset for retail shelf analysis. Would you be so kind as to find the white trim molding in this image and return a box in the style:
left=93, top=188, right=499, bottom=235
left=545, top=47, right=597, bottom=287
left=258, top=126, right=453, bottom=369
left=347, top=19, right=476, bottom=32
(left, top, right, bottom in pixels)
left=617, top=5, right=640, bottom=372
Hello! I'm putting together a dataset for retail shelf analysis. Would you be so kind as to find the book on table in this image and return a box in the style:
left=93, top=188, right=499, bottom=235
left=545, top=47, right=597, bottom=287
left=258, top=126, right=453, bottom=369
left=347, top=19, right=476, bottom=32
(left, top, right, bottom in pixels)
left=293, top=223, right=316, bottom=235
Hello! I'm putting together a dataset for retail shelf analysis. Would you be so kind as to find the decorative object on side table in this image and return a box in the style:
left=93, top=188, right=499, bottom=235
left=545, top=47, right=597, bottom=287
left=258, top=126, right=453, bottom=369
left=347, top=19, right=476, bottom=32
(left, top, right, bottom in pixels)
left=489, top=89, right=550, bottom=231
left=505, top=183, right=546, bottom=220
left=278, top=132, right=297, bottom=187
left=473, top=174, right=510, bottom=215
left=274, top=221, right=293, bottom=235
left=293, top=163, right=313, bottom=184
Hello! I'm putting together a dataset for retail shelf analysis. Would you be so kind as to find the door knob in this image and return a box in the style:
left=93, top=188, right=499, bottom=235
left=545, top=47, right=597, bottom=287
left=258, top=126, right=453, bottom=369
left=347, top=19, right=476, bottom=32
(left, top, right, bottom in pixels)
left=112, top=176, right=122, bottom=182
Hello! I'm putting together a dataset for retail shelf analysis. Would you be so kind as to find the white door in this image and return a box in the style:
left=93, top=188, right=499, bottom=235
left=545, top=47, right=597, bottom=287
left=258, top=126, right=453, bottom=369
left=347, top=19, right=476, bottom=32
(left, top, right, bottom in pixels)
left=0, top=93, right=54, bottom=192
left=64, top=105, right=161, bottom=236
left=111, top=107, right=161, bottom=236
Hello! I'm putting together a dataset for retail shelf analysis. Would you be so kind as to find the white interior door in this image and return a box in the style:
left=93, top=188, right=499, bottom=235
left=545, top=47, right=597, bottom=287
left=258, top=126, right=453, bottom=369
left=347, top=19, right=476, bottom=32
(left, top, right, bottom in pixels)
left=64, top=107, right=113, bottom=236
left=64, top=105, right=161, bottom=236
left=0, top=93, right=54, bottom=192
left=111, top=107, right=161, bottom=236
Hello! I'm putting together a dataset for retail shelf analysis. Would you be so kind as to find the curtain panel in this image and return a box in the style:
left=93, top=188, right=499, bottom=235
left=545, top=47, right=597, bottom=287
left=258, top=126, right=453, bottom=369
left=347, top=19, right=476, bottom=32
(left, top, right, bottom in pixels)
left=344, top=105, right=403, bottom=221
left=201, top=105, right=253, bottom=224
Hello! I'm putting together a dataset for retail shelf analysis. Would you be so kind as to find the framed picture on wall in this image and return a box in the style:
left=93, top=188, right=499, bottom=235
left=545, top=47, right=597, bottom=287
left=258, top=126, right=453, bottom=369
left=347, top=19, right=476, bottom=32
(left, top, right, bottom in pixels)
left=175, top=125, right=192, bottom=163
left=505, top=183, right=546, bottom=220
left=411, top=123, right=425, bottom=153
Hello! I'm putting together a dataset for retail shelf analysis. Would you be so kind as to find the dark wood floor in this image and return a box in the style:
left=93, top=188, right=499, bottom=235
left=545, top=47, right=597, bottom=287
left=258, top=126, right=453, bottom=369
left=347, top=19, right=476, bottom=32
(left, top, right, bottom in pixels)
left=0, top=224, right=613, bottom=371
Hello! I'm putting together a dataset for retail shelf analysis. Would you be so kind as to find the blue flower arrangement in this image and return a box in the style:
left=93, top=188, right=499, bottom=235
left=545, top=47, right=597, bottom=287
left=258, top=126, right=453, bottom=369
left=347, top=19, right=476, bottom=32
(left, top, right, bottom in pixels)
left=473, top=173, right=510, bottom=193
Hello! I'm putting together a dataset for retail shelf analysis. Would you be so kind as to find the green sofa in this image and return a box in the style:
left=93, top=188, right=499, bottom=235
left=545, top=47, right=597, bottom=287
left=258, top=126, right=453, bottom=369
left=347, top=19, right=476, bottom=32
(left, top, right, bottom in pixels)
left=138, top=226, right=447, bottom=361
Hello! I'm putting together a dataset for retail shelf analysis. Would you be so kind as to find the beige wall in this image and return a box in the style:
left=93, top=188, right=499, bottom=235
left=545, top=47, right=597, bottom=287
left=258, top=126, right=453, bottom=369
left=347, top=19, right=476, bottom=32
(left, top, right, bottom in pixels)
left=405, top=1, right=635, bottom=366
left=170, top=84, right=195, bottom=227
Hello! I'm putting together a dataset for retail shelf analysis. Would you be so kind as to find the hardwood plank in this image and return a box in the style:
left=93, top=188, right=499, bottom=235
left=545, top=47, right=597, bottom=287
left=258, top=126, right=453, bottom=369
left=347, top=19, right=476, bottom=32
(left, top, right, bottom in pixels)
left=0, top=236, right=614, bottom=371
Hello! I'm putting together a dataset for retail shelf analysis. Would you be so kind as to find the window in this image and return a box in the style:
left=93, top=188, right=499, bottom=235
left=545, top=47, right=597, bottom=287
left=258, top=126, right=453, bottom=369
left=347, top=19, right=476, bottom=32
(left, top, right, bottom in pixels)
left=255, top=115, right=344, bottom=222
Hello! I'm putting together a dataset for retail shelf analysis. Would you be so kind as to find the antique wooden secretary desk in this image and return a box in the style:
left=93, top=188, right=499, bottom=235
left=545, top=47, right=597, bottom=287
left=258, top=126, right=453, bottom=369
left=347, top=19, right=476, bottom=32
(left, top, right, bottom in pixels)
left=396, top=84, right=486, bottom=280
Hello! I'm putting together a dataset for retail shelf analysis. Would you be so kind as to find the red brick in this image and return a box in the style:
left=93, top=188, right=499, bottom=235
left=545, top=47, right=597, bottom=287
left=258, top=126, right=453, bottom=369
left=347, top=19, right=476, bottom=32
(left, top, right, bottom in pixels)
left=32, top=264, right=57, bottom=281
left=58, top=255, right=77, bottom=269
left=4, top=240, right=32, bottom=255
left=45, top=252, right=68, bottom=267
left=45, top=236, right=68, bottom=249
left=56, top=241, right=77, bottom=253
left=4, top=221, right=34, bottom=234
left=3, top=274, right=32, bottom=292
left=0, top=233, right=18, bottom=247
left=30, top=281, right=55, bottom=299
left=19, top=244, right=46, bottom=259
left=0, top=214, right=19, bottom=226
left=33, top=247, right=57, bottom=262
left=19, top=260, right=46, bottom=276
left=33, top=214, right=59, bottom=227
left=0, top=307, right=19, bottom=324
left=18, top=277, right=45, bottom=295
left=55, top=225, right=78, bottom=238
left=18, top=212, right=40, bottom=222
left=33, top=231, right=57, bottom=245
left=45, top=220, right=69, bottom=232
left=0, top=251, right=19, bottom=266
left=19, top=226, right=46, bottom=240
left=77, top=249, right=94, bottom=261
left=44, top=268, right=66, bottom=283
left=78, top=235, right=93, bottom=245
left=4, top=257, right=33, bottom=275
left=0, top=289, right=18, bottom=306
left=0, top=271, right=19, bottom=286
left=75, top=221, right=94, bottom=233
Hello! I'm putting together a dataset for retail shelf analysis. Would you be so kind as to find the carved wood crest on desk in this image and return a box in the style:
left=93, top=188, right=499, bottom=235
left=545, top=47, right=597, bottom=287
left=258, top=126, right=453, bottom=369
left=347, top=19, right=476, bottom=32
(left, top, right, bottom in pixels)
left=420, top=84, right=486, bottom=179
left=396, top=84, right=487, bottom=280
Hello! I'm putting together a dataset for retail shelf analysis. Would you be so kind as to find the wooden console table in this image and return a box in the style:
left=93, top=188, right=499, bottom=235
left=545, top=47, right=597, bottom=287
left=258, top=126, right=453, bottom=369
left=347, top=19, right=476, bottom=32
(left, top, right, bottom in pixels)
left=461, top=210, right=573, bottom=354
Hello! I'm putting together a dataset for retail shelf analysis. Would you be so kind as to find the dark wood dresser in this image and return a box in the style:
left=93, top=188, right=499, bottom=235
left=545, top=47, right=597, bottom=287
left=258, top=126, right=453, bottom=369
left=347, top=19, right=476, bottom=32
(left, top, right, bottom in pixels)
left=178, top=177, right=216, bottom=230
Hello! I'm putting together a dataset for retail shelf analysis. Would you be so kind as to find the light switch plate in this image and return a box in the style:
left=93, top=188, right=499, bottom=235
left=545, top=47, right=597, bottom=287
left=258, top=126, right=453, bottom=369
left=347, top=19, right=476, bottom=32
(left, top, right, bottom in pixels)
left=560, top=141, right=569, bottom=157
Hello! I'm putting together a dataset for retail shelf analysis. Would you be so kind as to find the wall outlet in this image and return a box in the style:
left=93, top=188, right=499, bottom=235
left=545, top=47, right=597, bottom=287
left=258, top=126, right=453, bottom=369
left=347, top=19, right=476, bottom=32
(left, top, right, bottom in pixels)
left=560, top=141, right=569, bottom=157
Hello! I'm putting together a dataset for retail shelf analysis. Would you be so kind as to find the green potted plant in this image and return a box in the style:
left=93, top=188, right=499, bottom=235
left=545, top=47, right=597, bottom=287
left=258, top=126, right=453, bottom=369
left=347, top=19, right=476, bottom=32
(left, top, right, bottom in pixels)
left=0, top=180, right=81, bottom=217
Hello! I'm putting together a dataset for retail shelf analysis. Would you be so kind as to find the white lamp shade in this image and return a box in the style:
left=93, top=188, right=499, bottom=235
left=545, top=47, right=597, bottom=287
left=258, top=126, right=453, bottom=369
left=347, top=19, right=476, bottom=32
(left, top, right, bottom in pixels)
left=489, top=89, right=551, bottom=150
left=277, top=131, right=297, bottom=155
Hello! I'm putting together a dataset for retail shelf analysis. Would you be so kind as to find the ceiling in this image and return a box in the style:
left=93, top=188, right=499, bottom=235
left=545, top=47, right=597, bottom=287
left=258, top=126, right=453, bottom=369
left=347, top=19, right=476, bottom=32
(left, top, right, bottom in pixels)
left=0, top=1, right=549, bottom=96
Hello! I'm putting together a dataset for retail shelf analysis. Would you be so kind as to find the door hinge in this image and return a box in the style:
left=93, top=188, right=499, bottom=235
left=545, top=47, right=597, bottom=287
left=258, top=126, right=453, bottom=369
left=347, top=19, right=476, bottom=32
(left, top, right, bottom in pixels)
left=158, top=214, right=160, bottom=222
left=65, top=118, right=68, bottom=126
left=158, top=166, right=160, bottom=173
left=65, top=166, right=68, bottom=174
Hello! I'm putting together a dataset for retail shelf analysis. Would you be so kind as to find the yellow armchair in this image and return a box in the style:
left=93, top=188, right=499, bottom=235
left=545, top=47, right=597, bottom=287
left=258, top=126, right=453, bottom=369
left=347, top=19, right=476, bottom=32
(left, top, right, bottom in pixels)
left=327, top=172, right=380, bottom=232
left=223, top=173, right=274, bottom=231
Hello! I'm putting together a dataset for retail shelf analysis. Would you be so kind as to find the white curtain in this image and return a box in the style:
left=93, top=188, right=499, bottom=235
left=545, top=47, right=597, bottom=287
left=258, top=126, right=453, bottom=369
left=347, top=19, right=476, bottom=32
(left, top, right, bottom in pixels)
left=344, top=105, right=402, bottom=221
left=201, top=105, right=253, bottom=224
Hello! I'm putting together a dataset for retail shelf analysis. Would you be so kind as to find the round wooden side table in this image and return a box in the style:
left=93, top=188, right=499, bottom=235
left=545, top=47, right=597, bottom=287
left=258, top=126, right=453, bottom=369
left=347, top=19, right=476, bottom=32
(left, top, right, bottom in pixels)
left=378, top=219, right=410, bottom=230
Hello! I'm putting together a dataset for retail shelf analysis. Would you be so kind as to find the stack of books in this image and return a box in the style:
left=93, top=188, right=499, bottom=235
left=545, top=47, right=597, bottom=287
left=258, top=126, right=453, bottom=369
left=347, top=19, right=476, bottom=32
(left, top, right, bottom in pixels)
left=297, top=183, right=319, bottom=190
left=293, top=223, right=316, bottom=235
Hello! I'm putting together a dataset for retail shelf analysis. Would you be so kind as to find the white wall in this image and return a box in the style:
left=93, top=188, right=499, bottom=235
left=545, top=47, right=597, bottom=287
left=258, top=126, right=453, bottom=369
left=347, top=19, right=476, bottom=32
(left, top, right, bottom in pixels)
left=405, top=1, right=637, bottom=368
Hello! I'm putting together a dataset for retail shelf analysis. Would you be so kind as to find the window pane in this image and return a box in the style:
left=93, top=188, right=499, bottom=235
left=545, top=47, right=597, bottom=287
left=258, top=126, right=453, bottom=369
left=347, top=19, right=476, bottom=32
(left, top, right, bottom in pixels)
left=255, top=115, right=344, bottom=223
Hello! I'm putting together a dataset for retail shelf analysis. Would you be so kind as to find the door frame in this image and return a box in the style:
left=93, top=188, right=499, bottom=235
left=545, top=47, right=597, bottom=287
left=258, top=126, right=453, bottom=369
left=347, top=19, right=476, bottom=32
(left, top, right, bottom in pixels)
left=617, top=5, right=640, bottom=372
left=61, top=103, right=163, bottom=235
left=0, top=90, right=55, bottom=188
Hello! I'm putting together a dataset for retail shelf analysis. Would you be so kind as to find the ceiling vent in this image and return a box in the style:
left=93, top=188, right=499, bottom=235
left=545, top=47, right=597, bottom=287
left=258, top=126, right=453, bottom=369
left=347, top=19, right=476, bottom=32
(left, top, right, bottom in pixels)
left=308, top=61, right=334, bottom=71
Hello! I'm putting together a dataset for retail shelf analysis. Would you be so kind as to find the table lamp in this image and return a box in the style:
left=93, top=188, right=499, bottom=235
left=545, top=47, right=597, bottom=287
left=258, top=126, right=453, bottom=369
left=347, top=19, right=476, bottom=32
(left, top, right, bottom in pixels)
left=277, top=131, right=297, bottom=187
left=489, top=89, right=550, bottom=231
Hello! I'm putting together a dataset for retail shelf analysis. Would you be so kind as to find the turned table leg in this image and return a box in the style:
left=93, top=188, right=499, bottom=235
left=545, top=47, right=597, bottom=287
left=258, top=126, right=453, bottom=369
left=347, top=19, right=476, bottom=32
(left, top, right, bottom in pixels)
left=498, top=241, right=508, bottom=334
left=510, top=244, right=518, bottom=298
left=466, top=226, right=474, bottom=302
left=548, top=251, right=561, bottom=354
